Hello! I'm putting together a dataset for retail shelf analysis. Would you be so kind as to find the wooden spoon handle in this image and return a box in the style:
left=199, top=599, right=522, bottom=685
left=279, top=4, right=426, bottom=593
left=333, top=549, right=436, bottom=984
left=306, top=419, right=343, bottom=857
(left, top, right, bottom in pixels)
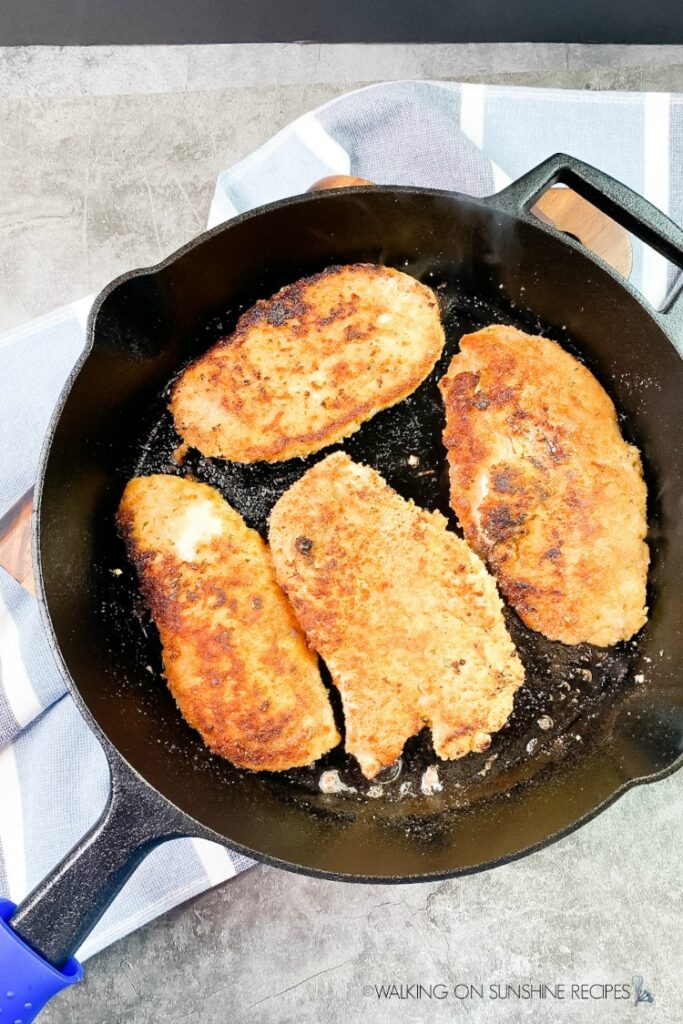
left=0, top=491, right=35, bottom=594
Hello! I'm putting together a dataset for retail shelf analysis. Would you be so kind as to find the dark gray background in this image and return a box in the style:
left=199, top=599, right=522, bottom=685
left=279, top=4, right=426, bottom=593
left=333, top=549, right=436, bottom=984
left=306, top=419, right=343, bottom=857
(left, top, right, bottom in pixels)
left=1, top=0, right=683, bottom=46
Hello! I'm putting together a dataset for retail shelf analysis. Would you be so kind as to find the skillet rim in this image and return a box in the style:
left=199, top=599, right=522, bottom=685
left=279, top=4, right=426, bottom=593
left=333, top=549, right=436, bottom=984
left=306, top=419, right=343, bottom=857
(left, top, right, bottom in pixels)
left=32, top=182, right=683, bottom=883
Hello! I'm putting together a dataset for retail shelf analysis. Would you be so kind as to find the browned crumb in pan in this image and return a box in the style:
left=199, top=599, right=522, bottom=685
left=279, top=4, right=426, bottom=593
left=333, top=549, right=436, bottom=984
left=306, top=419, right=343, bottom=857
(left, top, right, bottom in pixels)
left=170, top=264, right=445, bottom=462
left=439, top=324, right=649, bottom=646
left=268, top=452, right=524, bottom=779
left=117, top=474, right=340, bottom=771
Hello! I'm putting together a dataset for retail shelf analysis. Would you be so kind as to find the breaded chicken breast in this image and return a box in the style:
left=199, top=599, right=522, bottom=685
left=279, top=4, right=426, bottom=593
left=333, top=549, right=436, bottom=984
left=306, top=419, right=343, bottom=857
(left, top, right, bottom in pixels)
left=170, top=264, right=444, bottom=462
left=439, top=325, right=649, bottom=646
left=117, top=474, right=339, bottom=771
left=268, top=453, right=524, bottom=779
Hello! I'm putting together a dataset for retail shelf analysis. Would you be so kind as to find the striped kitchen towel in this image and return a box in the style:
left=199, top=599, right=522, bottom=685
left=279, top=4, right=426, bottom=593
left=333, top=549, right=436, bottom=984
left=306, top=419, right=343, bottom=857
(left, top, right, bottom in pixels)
left=1, top=79, right=682, bottom=963
left=211, top=80, right=683, bottom=308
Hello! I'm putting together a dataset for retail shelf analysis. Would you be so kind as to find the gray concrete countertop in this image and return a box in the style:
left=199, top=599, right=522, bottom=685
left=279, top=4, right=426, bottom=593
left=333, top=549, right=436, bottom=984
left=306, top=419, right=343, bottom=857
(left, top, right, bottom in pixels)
left=1, top=42, right=682, bottom=1024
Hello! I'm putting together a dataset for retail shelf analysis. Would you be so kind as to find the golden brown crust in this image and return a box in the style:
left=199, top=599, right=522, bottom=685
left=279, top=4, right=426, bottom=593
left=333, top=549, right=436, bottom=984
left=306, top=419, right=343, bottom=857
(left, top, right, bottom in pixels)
left=268, top=453, right=524, bottom=779
left=117, top=474, right=339, bottom=770
left=170, top=264, right=445, bottom=462
left=439, top=324, right=649, bottom=646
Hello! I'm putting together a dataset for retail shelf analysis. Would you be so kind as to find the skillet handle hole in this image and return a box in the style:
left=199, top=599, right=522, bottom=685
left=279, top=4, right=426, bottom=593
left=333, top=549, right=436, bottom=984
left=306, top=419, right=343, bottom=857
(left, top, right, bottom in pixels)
left=532, top=184, right=682, bottom=315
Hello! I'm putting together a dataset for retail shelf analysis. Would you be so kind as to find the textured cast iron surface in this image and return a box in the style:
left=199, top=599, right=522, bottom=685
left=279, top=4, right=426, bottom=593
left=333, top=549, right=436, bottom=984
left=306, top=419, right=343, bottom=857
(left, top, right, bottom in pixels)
left=40, top=185, right=683, bottom=868
left=25, top=159, right=683, bottom=966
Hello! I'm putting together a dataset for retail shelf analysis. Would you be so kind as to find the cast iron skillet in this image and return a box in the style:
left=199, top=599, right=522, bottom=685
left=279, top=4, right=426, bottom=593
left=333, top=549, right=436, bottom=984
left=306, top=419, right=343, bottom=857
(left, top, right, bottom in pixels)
left=10, top=155, right=683, bottom=970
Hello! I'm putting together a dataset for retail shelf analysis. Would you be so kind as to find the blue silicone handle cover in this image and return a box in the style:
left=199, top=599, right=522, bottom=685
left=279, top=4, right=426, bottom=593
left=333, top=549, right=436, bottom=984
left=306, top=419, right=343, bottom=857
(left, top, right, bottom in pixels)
left=0, top=900, right=82, bottom=1022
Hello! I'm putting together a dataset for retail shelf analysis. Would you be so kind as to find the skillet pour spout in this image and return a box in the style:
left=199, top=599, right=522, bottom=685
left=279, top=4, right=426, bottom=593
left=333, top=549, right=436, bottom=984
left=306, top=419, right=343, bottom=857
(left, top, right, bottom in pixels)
left=2, top=156, right=682, bottom=1018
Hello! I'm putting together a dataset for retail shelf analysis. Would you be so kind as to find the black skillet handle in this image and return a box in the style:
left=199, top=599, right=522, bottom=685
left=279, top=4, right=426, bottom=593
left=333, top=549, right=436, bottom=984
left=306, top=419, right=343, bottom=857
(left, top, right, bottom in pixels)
left=489, top=153, right=683, bottom=333
left=1, top=751, right=190, bottom=1013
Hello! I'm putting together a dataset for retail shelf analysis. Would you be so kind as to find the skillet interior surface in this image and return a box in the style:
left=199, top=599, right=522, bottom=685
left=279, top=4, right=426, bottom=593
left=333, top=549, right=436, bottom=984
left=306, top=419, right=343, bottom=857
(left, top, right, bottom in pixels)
left=38, top=188, right=683, bottom=879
